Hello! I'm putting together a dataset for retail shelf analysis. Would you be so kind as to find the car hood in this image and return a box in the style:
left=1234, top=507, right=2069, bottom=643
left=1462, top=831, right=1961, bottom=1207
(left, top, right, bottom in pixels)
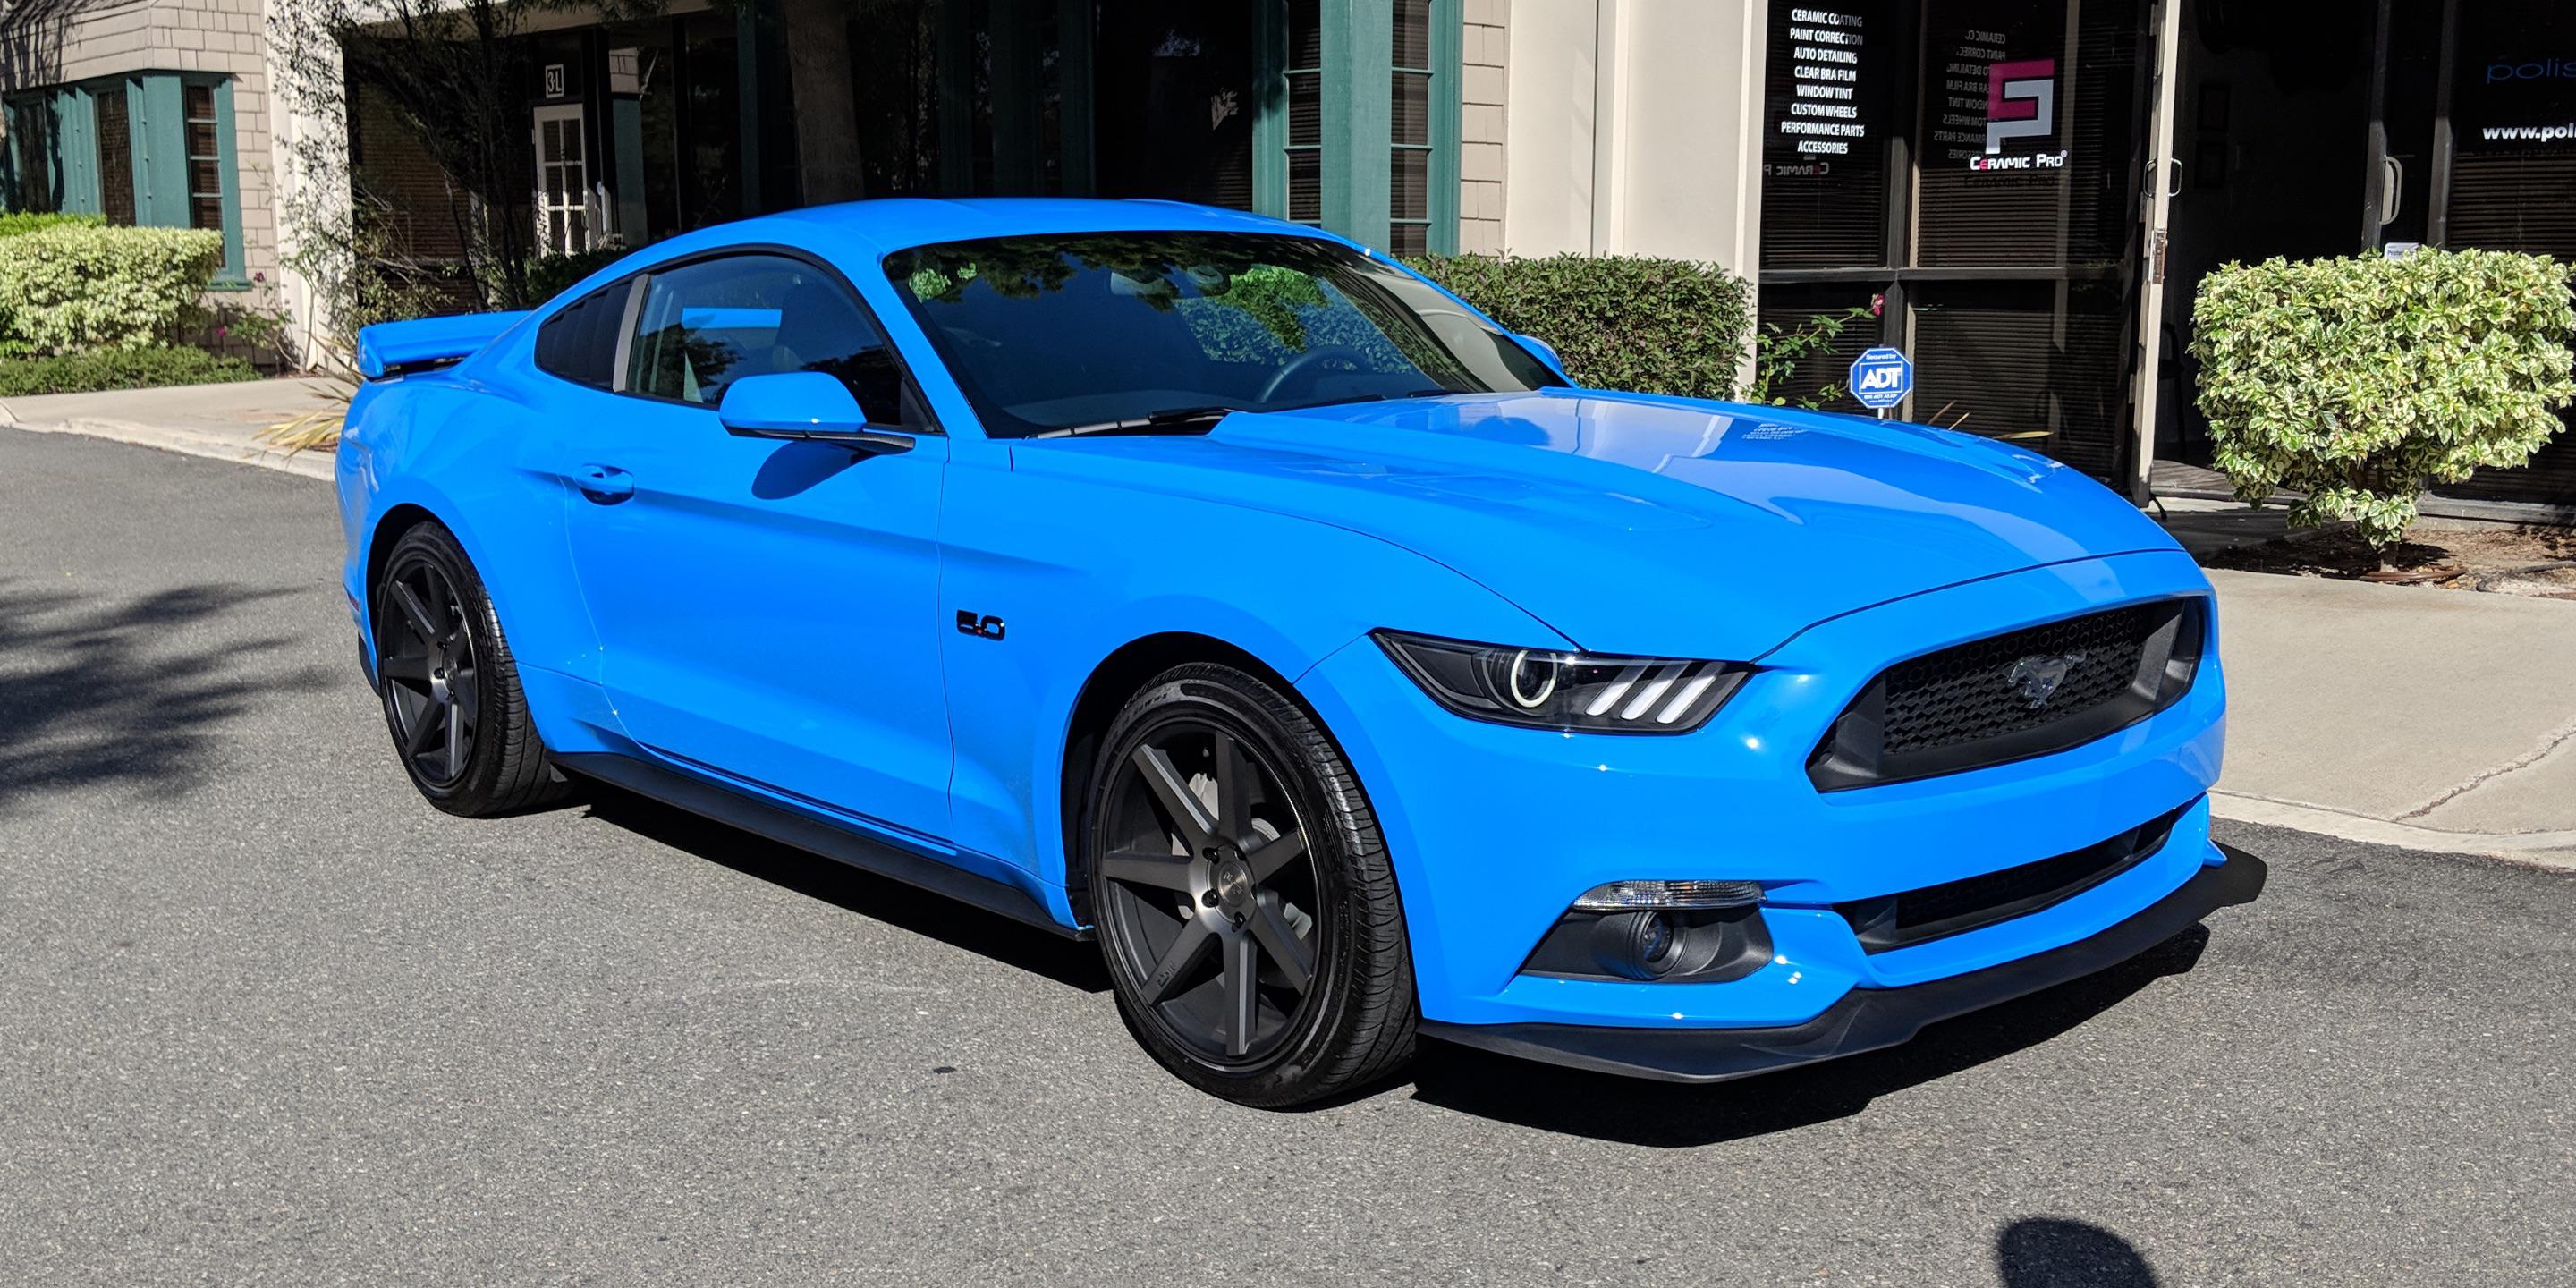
left=1010, top=389, right=2182, bottom=659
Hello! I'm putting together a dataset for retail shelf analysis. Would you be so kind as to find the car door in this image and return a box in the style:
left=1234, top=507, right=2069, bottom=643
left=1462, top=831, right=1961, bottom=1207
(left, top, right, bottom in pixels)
left=554, top=250, right=954, bottom=843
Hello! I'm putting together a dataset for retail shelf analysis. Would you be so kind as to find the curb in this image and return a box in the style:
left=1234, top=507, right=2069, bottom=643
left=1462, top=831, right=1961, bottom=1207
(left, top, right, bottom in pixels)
left=2211, top=790, right=2576, bottom=870
left=4, top=414, right=333, bottom=481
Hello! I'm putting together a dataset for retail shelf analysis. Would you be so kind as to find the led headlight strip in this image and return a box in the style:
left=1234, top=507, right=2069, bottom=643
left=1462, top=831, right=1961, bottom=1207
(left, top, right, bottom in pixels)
left=1373, top=631, right=1750, bottom=733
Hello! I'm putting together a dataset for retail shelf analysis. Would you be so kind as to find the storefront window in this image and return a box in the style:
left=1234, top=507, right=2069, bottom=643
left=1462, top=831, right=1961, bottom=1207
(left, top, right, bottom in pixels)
left=1095, top=1, right=1258, bottom=208
left=1283, top=0, right=1324, bottom=225
left=1760, top=1, right=1896, bottom=269
left=682, top=18, right=741, bottom=227
left=1389, top=0, right=1434, bottom=255
left=2446, top=0, right=2576, bottom=258
left=1915, top=0, right=2142, bottom=269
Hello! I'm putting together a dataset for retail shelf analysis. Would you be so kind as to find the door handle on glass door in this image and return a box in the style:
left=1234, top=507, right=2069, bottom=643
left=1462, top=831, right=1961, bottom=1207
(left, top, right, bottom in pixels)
left=575, top=463, right=634, bottom=503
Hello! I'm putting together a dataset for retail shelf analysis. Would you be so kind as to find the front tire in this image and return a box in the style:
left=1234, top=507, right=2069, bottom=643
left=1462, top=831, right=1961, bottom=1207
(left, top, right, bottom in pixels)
left=1085, top=663, right=1417, bottom=1106
left=373, top=521, right=567, bottom=818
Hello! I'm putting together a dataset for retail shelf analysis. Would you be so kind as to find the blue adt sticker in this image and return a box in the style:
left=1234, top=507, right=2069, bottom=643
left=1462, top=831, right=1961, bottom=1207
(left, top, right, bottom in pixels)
left=1848, top=346, right=1912, bottom=410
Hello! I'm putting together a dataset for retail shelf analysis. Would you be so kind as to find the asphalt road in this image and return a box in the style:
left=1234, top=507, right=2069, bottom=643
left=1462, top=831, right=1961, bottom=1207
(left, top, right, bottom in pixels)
left=4, top=427, right=2570, bottom=1285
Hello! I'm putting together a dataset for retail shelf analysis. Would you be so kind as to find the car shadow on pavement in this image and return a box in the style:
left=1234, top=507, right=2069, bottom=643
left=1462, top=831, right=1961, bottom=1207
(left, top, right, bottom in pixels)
left=1994, top=1217, right=2162, bottom=1287
left=0, top=578, right=321, bottom=815
left=1402, top=925, right=2211, bottom=1147
left=575, top=779, right=1114, bottom=995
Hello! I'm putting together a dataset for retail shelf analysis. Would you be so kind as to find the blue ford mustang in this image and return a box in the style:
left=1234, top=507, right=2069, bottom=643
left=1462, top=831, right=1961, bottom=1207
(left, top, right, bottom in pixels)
left=337, top=199, right=2259, bottom=1106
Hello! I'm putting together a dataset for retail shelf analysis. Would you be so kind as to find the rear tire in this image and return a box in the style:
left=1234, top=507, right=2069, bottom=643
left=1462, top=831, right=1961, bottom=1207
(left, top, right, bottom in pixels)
left=373, top=521, right=568, bottom=818
left=1085, top=663, right=1417, bottom=1107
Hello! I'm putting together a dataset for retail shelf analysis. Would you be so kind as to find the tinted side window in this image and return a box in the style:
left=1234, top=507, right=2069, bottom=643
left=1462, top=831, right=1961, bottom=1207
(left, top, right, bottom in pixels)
left=624, top=254, right=913, bottom=425
left=534, top=282, right=627, bottom=388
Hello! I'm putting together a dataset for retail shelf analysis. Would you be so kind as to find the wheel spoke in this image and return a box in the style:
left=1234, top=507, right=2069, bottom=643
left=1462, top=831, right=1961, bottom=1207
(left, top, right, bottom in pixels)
left=1243, top=827, right=1306, bottom=882
left=1224, top=932, right=1260, bottom=1057
left=1140, top=919, right=1216, bottom=1005
left=403, top=699, right=445, bottom=755
left=1210, top=730, right=1253, bottom=845
left=449, top=665, right=479, bottom=731
left=1131, top=744, right=1218, bottom=851
left=390, top=580, right=444, bottom=647
left=1249, top=898, right=1313, bottom=993
left=1099, top=848, right=1195, bottom=892
left=442, top=700, right=466, bottom=778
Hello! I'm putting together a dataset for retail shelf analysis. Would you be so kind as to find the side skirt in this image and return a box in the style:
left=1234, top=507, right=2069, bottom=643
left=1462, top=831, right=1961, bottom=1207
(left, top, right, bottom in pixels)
left=555, top=751, right=1088, bottom=941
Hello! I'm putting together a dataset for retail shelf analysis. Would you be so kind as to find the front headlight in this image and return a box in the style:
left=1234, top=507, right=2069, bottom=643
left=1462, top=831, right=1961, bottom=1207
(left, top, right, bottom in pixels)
left=1372, top=630, right=1750, bottom=733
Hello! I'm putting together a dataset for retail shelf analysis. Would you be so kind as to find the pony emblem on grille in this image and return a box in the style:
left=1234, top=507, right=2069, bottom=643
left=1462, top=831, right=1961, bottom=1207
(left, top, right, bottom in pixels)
left=2006, top=651, right=2089, bottom=708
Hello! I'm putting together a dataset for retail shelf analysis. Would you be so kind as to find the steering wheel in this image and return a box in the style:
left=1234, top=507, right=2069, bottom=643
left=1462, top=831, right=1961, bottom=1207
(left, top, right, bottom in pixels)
left=1257, top=345, right=1372, bottom=404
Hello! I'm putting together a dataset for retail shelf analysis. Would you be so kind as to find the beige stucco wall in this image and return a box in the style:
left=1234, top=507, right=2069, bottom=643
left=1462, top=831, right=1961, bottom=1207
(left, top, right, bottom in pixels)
left=1500, top=0, right=1767, bottom=275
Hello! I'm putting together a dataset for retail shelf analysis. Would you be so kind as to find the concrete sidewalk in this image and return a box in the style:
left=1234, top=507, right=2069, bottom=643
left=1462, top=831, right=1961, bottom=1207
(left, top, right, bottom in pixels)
left=2206, top=569, right=2576, bottom=864
left=0, top=377, right=344, bottom=481
left=6, top=387, right=2572, bottom=863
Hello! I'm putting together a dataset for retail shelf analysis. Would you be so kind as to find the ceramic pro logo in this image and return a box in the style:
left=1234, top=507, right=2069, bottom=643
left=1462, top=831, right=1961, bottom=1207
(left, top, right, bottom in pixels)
left=1985, top=58, right=2057, bottom=153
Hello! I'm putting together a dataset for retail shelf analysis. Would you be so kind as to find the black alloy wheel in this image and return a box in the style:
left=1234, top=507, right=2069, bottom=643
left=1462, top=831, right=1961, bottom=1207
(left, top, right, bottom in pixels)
left=372, top=522, right=568, bottom=817
left=379, top=551, right=479, bottom=788
left=1089, top=664, right=1417, bottom=1106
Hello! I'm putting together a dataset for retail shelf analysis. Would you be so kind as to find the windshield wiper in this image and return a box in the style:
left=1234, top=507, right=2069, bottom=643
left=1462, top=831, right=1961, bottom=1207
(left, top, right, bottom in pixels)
left=1043, top=404, right=1241, bottom=437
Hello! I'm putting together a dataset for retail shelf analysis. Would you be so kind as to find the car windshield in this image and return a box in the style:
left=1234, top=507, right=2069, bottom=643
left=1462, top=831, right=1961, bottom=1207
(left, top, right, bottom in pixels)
left=881, top=231, right=1560, bottom=437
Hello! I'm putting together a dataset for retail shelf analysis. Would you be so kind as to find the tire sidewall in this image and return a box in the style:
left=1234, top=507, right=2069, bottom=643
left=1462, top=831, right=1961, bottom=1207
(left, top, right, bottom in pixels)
left=1086, top=666, right=1402, bottom=1103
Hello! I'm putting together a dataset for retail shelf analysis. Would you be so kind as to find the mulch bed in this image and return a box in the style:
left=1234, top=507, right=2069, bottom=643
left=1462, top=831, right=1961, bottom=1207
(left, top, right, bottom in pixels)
left=2202, top=522, right=2576, bottom=600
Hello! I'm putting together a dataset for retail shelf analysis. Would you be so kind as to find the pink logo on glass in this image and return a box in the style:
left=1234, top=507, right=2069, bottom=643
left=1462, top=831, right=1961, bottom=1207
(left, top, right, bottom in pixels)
left=1986, top=58, right=2057, bottom=153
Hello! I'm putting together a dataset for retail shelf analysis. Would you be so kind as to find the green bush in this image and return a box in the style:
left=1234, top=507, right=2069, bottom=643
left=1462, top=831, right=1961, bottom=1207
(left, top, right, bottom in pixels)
left=0, top=211, right=105, bottom=239
left=524, top=244, right=631, bottom=303
left=2192, top=248, right=2576, bottom=549
left=0, top=224, right=225, bottom=354
left=0, top=344, right=258, bottom=397
left=1407, top=252, right=1753, bottom=401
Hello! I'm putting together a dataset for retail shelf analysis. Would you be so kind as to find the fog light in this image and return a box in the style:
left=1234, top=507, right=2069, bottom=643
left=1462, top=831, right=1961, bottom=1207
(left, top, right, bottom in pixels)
left=1521, top=902, right=1774, bottom=984
left=1572, top=878, right=1763, bottom=911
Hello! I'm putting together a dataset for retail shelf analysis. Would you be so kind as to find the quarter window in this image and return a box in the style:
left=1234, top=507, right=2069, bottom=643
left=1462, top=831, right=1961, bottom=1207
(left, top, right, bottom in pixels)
left=534, top=281, right=629, bottom=389
left=624, top=254, right=916, bottom=426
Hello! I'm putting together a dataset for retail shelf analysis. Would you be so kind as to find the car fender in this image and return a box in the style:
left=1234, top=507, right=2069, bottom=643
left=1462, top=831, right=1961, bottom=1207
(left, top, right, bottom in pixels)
left=938, top=447, right=1571, bottom=914
left=341, top=373, right=606, bottom=714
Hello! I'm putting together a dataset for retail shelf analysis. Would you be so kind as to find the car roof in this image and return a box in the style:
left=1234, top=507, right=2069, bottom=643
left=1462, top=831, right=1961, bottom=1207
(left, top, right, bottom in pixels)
left=750, top=197, right=1350, bottom=257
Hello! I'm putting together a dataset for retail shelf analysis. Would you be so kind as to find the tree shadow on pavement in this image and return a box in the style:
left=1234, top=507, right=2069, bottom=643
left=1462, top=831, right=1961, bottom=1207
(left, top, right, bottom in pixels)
left=1995, top=1217, right=2161, bottom=1287
left=1403, top=925, right=2211, bottom=1147
left=0, top=578, right=318, bottom=815
left=576, top=779, right=1113, bottom=995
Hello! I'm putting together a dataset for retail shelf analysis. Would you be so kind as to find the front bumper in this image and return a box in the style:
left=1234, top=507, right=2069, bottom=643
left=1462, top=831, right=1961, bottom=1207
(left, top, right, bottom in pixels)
left=1422, top=843, right=2266, bottom=1082
left=1296, top=549, right=2233, bottom=1030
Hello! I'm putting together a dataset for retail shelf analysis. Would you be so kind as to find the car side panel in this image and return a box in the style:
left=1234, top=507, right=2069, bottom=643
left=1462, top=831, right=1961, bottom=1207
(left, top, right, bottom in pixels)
left=936, top=439, right=1573, bottom=919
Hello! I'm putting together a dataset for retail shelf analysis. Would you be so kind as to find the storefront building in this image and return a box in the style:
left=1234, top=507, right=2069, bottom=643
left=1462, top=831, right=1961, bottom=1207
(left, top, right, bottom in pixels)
left=1739, top=0, right=2576, bottom=508
left=7, top=1, right=2571, bottom=513
left=403, top=0, right=1498, bottom=262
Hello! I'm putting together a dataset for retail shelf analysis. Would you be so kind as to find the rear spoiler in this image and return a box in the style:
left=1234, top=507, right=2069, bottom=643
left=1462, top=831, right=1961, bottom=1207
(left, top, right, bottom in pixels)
left=356, top=310, right=531, bottom=379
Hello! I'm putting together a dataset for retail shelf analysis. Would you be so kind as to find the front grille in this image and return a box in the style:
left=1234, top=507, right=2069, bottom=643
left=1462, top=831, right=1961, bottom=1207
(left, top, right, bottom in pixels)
left=1809, top=597, right=2206, bottom=791
left=1836, top=801, right=2192, bottom=953
left=1881, top=603, right=2166, bottom=754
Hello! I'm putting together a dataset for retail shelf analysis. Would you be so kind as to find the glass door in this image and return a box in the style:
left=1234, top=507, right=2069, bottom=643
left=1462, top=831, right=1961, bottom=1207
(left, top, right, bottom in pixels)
left=533, top=103, right=593, bottom=255
left=1756, top=0, right=2159, bottom=487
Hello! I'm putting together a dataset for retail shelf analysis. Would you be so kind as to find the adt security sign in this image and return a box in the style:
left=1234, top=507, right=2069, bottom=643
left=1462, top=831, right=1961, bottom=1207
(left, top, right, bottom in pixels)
left=1848, top=346, right=1912, bottom=411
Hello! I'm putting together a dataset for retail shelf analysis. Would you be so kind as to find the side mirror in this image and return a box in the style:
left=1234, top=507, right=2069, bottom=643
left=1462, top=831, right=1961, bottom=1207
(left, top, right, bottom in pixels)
left=716, top=371, right=914, bottom=455
left=1513, top=333, right=1571, bottom=382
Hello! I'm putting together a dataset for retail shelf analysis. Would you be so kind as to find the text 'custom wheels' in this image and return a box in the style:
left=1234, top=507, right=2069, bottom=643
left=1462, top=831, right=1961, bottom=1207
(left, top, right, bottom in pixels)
left=1088, top=664, right=1416, bottom=1107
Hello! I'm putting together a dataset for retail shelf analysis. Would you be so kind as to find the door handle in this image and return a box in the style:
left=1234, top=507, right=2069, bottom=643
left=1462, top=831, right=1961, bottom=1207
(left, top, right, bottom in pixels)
left=574, top=463, right=634, bottom=503
left=2380, top=156, right=2403, bottom=225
